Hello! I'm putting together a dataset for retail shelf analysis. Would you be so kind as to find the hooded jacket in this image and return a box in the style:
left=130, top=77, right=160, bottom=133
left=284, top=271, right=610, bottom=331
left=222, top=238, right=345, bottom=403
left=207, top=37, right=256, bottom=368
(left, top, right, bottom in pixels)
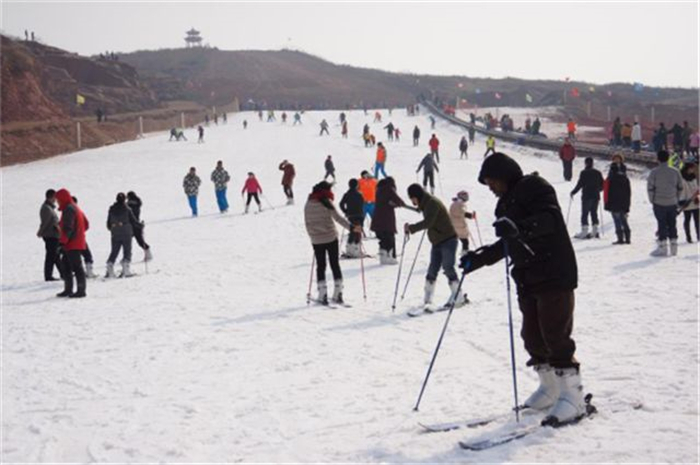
left=605, top=168, right=631, bottom=213
left=304, top=189, right=350, bottom=245
left=38, top=200, right=60, bottom=239
left=475, top=153, right=578, bottom=294
left=339, top=188, right=364, bottom=220
left=407, top=192, right=456, bottom=245
left=371, top=178, right=406, bottom=234
left=56, top=189, right=89, bottom=251
left=571, top=166, right=604, bottom=201
left=449, top=198, right=471, bottom=240
left=279, top=162, right=296, bottom=186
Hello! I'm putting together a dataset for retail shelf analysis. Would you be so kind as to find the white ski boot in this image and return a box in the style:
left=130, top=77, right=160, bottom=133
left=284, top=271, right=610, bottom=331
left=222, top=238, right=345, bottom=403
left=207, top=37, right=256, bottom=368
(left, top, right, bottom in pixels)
left=286, top=198, right=294, bottom=206
left=332, top=279, right=344, bottom=304
left=424, top=280, right=436, bottom=306
left=590, top=224, right=600, bottom=239
left=85, top=263, right=98, bottom=279
left=144, top=248, right=153, bottom=262
left=573, top=225, right=589, bottom=239
left=379, top=250, right=397, bottom=265
left=445, top=279, right=468, bottom=308
left=120, top=260, right=134, bottom=278
left=542, top=367, right=586, bottom=426
left=650, top=239, right=668, bottom=257
left=105, top=262, right=116, bottom=279
left=317, top=281, right=329, bottom=305
left=244, top=204, right=250, bottom=214
left=523, top=364, right=560, bottom=410
left=670, top=238, right=678, bottom=256
left=345, top=243, right=361, bottom=258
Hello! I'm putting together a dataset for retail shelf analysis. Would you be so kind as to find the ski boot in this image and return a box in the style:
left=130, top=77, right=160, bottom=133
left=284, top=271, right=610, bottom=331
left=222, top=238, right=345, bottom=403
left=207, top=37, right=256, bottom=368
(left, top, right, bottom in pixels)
left=317, top=281, right=329, bottom=305
left=144, top=248, right=153, bottom=262
left=105, top=262, right=117, bottom=279
left=670, top=238, right=678, bottom=256
left=573, top=225, right=589, bottom=239
left=332, top=279, right=344, bottom=304
left=424, top=280, right=436, bottom=307
left=612, top=232, right=624, bottom=245
left=120, top=260, right=134, bottom=278
left=650, top=240, right=668, bottom=257
left=379, top=250, right=397, bottom=265
left=523, top=364, right=559, bottom=410
left=85, top=263, right=98, bottom=278
left=590, top=224, right=600, bottom=239
left=445, top=279, right=468, bottom=308
left=541, top=367, right=586, bottom=426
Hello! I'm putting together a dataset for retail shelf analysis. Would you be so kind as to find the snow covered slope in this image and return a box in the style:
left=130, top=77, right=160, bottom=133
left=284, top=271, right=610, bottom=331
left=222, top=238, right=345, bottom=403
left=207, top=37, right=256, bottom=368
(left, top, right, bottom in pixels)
left=2, top=109, right=697, bottom=463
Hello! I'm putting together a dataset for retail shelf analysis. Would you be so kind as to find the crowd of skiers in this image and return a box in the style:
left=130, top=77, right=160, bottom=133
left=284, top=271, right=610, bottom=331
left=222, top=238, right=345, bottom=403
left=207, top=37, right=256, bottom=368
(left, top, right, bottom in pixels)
left=609, top=118, right=700, bottom=156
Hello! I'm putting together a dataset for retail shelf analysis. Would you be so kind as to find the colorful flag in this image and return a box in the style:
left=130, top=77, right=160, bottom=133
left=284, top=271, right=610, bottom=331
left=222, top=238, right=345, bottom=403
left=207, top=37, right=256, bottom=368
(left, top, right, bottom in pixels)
left=525, top=93, right=533, bottom=103
left=457, top=82, right=464, bottom=88
left=589, top=86, right=596, bottom=93
left=570, top=88, right=580, bottom=98
left=76, top=94, right=85, bottom=105
left=475, top=88, right=481, bottom=94
left=607, top=90, right=613, bottom=97
left=633, top=82, right=644, bottom=92
left=495, top=92, right=502, bottom=100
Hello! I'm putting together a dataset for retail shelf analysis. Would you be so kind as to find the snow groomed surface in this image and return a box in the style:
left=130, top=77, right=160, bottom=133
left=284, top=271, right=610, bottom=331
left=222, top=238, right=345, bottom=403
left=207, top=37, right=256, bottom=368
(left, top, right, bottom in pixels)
left=1, top=109, right=697, bottom=462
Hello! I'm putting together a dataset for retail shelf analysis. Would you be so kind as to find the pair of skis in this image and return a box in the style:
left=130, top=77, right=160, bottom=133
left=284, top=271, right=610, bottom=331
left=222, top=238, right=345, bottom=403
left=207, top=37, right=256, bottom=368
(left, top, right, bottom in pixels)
left=406, top=296, right=470, bottom=318
left=420, top=394, right=598, bottom=451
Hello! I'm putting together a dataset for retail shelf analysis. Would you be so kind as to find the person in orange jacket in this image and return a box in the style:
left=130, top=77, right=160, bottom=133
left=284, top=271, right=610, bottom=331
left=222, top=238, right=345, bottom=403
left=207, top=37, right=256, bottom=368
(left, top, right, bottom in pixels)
left=374, top=142, right=388, bottom=179
left=567, top=118, right=577, bottom=140
left=358, top=170, right=378, bottom=219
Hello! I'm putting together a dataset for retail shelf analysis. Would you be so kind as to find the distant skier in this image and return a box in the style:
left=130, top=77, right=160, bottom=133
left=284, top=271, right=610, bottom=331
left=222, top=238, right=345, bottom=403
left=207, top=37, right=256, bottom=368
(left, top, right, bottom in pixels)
left=648, top=150, right=683, bottom=256
left=281, top=112, right=288, bottom=124
left=183, top=167, right=201, bottom=216
left=105, top=192, right=139, bottom=279
left=484, top=135, right=496, bottom=157
left=211, top=160, right=231, bottom=213
left=404, top=184, right=465, bottom=309
left=37, top=189, right=62, bottom=281
left=559, top=138, right=576, bottom=181
left=55, top=189, right=89, bottom=298
left=459, top=136, right=468, bottom=159
left=339, top=179, right=365, bottom=258
left=267, top=110, right=276, bottom=122
left=279, top=160, right=296, bottom=205
left=468, top=125, right=475, bottom=144
left=416, top=153, right=439, bottom=195
left=242, top=172, right=263, bottom=214
left=459, top=152, right=585, bottom=427
left=197, top=125, right=204, bottom=143
left=214, top=114, right=218, bottom=125
left=531, top=117, right=541, bottom=136
left=567, top=118, right=576, bottom=140
left=304, top=181, right=357, bottom=305
left=320, top=119, right=330, bottom=136
left=126, top=191, right=152, bottom=261
left=631, top=122, right=642, bottom=153
left=358, top=170, right=378, bottom=220
left=571, top=157, right=604, bottom=239
left=243, top=120, right=248, bottom=129
left=449, top=190, right=475, bottom=255
left=374, top=142, right=388, bottom=179
left=169, top=128, right=187, bottom=141
left=222, top=112, right=227, bottom=124
left=374, top=111, right=382, bottom=123
left=293, top=112, right=302, bottom=125
left=384, top=122, right=395, bottom=141
left=371, top=177, right=406, bottom=265
left=205, top=114, right=210, bottom=126
left=604, top=164, right=631, bottom=245
left=324, top=155, right=336, bottom=182
left=413, top=125, right=420, bottom=146
left=258, top=110, right=263, bottom=122
left=429, top=115, right=436, bottom=129
left=341, top=120, right=348, bottom=138
left=394, top=127, right=401, bottom=141
left=429, top=134, right=440, bottom=163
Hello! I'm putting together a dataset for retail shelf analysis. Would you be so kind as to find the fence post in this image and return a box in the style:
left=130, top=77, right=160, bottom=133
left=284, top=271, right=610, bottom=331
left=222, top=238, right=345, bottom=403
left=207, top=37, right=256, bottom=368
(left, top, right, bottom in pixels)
left=76, top=121, right=82, bottom=149
left=651, top=106, right=655, bottom=124
left=607, top=106, right=611, bottom=122
left=586, top=101, right=591, bottom=118
left=138, top=116, right=144, bottom=138
left=180, top=112, right=185, bottom=128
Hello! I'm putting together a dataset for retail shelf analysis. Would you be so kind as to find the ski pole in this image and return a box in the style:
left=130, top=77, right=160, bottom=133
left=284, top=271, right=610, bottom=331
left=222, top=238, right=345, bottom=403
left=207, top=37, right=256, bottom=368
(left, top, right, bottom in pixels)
left=306, top=254, right=315, bottom=305
left=413, top=270, right=467, bottom=411
left=503, top=241, right=521, bottom=422
left=359, top=239, right=368, bottom=301
left=599, top=201, right=604, bottom=237
left=392, top=234, right=410, bottom=312
left=565, top=196, right=573, bottom=227
left=473, top=214, right=484, bottom=247
left=401, top=230, right=426, bottom=300
left=261, top=193, right=275, bottom=210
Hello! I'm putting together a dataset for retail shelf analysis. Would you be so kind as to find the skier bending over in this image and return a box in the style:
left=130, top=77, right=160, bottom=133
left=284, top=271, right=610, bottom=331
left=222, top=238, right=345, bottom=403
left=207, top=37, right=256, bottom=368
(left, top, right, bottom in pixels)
left=304, top=181, right=359, bottom=305
left=460, top=152, right=586, bottom=426
left=371, top=177, right=406, bottom=265
left=242, top=172, right=263, bottom=213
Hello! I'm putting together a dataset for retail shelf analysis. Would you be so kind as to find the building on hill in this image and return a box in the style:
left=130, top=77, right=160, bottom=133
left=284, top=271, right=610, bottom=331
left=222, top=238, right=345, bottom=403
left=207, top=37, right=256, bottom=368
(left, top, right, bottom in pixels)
left=185, top=28, right=203, bottom=48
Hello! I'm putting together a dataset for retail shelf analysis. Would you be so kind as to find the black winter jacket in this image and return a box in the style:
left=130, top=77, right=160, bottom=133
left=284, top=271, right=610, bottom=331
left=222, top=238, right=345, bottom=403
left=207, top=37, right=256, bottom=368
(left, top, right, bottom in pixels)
left=605, top=173, right=631, bottom=213
left=572, top=167, right=604, bottom=200
left=339, top=189, right=364, bottom=220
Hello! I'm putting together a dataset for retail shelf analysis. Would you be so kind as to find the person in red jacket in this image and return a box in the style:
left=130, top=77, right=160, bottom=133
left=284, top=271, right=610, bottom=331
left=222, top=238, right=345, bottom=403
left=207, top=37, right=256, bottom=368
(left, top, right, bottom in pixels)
left=559, top=138, right=576, bottom=181
left=242, top=172, right=263, bottom=213
left=55, top=188, right=89, bottom=298
left=279, top=160, right=296, bottom=205
left=429, top=134, right=440, bottom=163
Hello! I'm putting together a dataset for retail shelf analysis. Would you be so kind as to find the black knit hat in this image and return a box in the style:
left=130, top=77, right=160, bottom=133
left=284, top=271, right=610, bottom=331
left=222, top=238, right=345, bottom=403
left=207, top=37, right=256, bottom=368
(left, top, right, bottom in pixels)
left=116, top=192, right=126, bottom=203
left=407, top=183, right=425, bottom=201
left=478, top=152, right=524, bottom=186
left=349, top=178, right=358, bottom=189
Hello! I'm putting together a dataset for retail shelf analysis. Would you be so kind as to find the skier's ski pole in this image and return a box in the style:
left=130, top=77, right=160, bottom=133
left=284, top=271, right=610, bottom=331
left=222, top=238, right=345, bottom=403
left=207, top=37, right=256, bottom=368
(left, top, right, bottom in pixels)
left=392, top=234, right=410, bottom=312
left=359, top=239, right=368, bottom=301
left=503, top=241, right=521, bottom=422
left=413, top=271, right=467, bottom=411
left=565, top=196, right=573, bottom=227
left=473, top=214, right=484, bottom=247
left=401, top=230, right=426, bottom=300
left=306, top=254, right=315, bottom=305
left=261, top=193, right=275, bottom=210
left=599, top=201, right=604, bottom=237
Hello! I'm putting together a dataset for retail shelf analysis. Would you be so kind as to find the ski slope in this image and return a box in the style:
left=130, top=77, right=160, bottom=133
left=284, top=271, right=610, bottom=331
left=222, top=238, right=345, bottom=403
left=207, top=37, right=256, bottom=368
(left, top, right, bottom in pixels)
left=2, top=109, right=698, bottom=463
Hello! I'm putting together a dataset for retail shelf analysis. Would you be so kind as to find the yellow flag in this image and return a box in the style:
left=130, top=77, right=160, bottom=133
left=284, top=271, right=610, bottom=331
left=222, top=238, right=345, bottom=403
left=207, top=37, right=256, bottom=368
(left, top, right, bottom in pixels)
left=76, top=94, right=85, bottom=105
left=589, top=86, right=596, bottom=93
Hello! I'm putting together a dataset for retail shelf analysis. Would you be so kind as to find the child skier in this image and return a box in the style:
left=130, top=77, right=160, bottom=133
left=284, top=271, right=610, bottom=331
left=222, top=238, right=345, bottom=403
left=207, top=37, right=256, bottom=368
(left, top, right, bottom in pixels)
left=324, top=155, right=336, bottom=182
left=183, top=167, right=201, bottom=216
left=242, top=172, right=263, bottom=213
left=449, top=190, right=475, bottom=255
left=484, top=135, right=496, bottom=157
left=339, top=179, right=365, bottom=258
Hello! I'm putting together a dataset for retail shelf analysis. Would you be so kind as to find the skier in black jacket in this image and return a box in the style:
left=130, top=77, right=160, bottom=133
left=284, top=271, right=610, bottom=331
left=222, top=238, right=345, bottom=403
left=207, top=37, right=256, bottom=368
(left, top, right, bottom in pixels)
left=604, top=164, right=631, bottom=245
left=127, top=191, right=152, bottom=261
left=412, top=125, right=420, bottom=146
left=339, top=179, right=365, bottom=258
left=460, top=152, right=585, bottom=427
left=570, top=157, right=604, bottom=239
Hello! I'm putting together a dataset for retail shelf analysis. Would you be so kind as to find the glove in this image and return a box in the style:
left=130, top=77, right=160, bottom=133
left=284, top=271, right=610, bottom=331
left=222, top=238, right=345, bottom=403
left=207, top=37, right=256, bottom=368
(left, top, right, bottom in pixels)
left=493, top=217, right=519, bottom=238
left=404, top=223, right=411, bottom=235
left=570, top=191, right=575, bottom=198
left=460, top=248, right=488, bottom=274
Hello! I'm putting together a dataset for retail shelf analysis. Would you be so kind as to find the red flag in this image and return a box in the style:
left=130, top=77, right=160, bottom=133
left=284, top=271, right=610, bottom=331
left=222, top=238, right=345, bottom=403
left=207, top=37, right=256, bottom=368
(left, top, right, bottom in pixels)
left=607, top=90, right=613, bottom=97
left=570, top=88, right=580, bottom=98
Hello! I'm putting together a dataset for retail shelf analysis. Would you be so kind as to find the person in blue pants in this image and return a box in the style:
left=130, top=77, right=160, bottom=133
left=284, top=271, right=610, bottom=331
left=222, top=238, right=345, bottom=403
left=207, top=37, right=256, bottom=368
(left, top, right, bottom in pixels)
left=183, top=167, right=201, bottom=216
left=211, top=160, right=231, bottom=213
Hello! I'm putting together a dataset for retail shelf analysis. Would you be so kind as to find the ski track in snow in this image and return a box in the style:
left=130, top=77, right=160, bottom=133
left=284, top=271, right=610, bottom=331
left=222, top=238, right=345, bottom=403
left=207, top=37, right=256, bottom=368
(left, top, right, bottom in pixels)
left=1, top=109, right=698, bottom=463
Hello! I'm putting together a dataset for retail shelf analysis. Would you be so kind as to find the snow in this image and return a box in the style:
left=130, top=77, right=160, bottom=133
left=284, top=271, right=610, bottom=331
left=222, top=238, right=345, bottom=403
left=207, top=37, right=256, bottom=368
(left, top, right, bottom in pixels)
left=2, top=108, right=698, bottom=463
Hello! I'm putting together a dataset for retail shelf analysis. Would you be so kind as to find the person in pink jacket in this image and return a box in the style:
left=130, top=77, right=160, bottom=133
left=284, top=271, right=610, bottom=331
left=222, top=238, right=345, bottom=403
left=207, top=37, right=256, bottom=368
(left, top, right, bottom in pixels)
left=242, top=172, right=263, bottom=213
left=449, top=190, right=476, bottom=256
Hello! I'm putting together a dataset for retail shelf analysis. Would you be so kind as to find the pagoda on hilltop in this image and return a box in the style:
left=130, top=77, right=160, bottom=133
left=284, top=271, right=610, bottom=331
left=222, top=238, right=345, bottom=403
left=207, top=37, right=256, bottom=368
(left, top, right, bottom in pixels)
left=185, top=28, right=203, bottom=48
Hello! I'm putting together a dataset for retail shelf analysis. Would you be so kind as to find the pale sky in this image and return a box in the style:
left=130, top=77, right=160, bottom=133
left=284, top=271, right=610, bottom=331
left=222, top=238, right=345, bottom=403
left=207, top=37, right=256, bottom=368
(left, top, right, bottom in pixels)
left=2, top=1, right=699, bottom=88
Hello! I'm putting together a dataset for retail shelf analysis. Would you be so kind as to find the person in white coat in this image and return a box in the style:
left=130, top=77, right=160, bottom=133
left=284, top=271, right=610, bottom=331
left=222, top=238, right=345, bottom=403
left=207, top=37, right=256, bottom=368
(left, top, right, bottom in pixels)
left=448, top=190, right=475, bottom=256
left=631, top=122, right=642, bottom=153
